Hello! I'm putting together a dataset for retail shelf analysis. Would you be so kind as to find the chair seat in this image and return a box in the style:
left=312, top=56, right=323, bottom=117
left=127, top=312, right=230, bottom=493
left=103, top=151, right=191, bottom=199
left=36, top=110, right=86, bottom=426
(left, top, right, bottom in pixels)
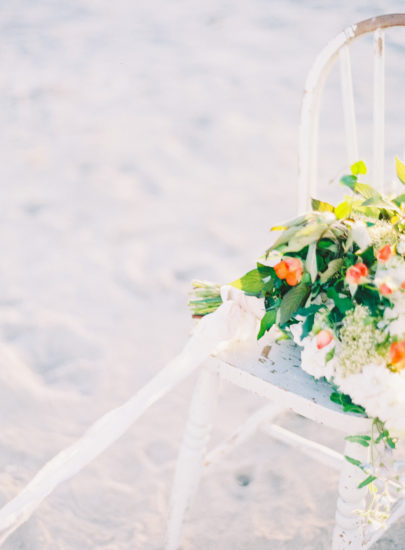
left=212, top=333, right=371, bottom=434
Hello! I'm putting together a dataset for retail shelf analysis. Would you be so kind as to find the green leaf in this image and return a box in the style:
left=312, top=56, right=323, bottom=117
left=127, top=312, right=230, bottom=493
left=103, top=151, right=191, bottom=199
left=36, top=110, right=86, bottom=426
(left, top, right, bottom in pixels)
left=279, top=283, right=310, bottom=326
left=257, top=309, right=277, bottom=340
left=393, top=193, right=405, bottom=207
left=300, top=314, right=315, bottom=339
left=344, top=403, right=367, bottom=414
left=351, top=160, right=367, bottom=176
left=319, top=258, right=343, bottom=283
left=396, top=156, right=405, bottom=185
left=284, top=222, right=328, bottom=252
left=344, top=455, right=362, bottom=468
left=311, top=198, right=335, bottom=212
left=358, top=246, right=375, bottom=266
left=374, top=430, right=388, bottom=444
left=326, top=287, right=354, bottom=315
left=330, top=390, right=366, bottom=415
left=231, top=269, right=263, bottom=296
left=340, top=176, right=381, bottom=201
left=345, top=435, right=371, bottom=447
left=296, top=304, right=325, bottom=340
left=358, top=475, right=377, bottom=489
left=256, top=263, right=273, bottom=278
left=335, top=200, right=351, bottom=219
left=341, top=174, right=357, bottom=188
left=325, top=347, right=335, bottom=362
left=387, top=437, right=396, bottom=449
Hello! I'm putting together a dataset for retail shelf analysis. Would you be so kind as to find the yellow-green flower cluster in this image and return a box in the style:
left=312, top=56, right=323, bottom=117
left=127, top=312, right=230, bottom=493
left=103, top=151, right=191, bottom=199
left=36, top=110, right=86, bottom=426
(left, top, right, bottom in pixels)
left=339, top=305, right=386, bottom=376
left=367, top=220, right=398, bottom=251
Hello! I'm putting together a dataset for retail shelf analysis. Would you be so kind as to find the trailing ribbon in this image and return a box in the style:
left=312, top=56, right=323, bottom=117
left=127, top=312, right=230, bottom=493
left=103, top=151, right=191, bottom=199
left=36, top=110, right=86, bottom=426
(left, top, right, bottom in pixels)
left=0, top=287, right=262, bottom=545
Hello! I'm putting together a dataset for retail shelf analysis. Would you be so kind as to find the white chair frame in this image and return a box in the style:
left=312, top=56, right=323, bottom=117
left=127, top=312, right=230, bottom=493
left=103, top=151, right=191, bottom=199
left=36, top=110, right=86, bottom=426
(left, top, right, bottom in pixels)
left=0, top=13, right=404, bottom=550
left=167, top=13, right=405, bottom=550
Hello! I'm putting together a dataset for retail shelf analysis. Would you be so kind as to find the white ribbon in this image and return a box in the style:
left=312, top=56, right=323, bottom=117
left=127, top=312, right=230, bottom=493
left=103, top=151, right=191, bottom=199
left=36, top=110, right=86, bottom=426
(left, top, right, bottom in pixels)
left=0, top=287, right=262, bottom=544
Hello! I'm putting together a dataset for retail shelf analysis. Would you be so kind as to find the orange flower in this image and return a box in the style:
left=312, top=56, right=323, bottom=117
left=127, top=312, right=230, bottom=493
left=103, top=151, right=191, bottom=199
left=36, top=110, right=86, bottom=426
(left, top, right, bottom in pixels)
left=274, top=257, right=303, bottom=286
left=401, top=281, right=405, bottom=291
left=274, top=260, right=288, bottom=280
left=346, top=263, right=369, bottom=285
left=379, top=282, right=393, bottom=296
left=316, top=329, right=333, bottom=350
left=286, top=272, right=299, bottom=286
left=377, top=244, right=393, bottom=263
left=390, top=341, right=405, bottom=370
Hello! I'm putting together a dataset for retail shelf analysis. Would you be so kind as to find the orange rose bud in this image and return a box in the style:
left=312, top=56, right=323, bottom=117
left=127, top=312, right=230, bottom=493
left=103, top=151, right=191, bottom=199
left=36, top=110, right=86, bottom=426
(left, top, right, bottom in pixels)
left=401, top=281, right=405, bottom=291
left=357, top=263, right=368, bottom=277
left=275, top=257, right=303, bottom=285
left=390, top=341, right=405, bottom=370
left=286, top=272, right=299, bottom=286
left=284, top=257, right=303, bottom=273
left=316, top=329, right=333, bottom=350
left=346, top=263, right=368, bottom=285
left=274, top=260, right=288, bottom=280
left=377, top=244, right=393, bottom=263
left=379, top=282, right=393, bottom=296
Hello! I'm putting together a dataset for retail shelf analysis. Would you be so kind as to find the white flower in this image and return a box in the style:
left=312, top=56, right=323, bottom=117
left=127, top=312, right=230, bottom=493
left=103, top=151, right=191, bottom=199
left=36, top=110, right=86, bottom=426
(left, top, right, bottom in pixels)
left=300, top=335, right=336, bottom=380
left=397, top=237, right=405, bottom=255
left=336, top=364, right=405, bottom=438
left=290, top=321, right=303, bottom=345
left=383, top=295, right=405, bottom=338
left=351, top=221, right=372, bottom=250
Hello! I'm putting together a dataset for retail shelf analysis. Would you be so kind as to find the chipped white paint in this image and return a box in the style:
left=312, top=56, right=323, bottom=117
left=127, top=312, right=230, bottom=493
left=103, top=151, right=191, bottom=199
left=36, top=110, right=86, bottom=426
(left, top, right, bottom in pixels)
left=212, top=338, right=371, bottom=433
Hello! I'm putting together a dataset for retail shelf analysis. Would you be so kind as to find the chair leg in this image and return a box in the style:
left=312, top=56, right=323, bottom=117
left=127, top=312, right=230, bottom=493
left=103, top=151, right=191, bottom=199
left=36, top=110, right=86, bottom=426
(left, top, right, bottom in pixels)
left=166, top=366, right=220, bottom=550
left=332, top=437, right=370, bottom=550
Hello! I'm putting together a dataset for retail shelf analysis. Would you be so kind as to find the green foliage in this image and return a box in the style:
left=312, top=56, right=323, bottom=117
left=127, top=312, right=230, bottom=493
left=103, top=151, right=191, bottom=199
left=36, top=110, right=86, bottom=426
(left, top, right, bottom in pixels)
left=325, top=346, right=335, bottom=362
left=345, top=434, right=371, bottom=447
left=393, top=193, right=405, bottom=207
left=319, top=258, right=343, bottom=283
left=358, top=475, right=377, bottom=489
left=311, top=198, right=334, bottom=212
left=344, top=455, right=362, bottom=468
left=351, top=160, right=367, bottom=175
left=343, top=418, right=398, bottom=494
left=341, top=174, right=381, bottom=201
left=358, top=246, right=375, bottom=266
left=257, top=310, right=277, bottom=340
left=279, top=282, right=310, bottom=326
left=326, top=287, right=354, bottom=315
left=330, top=390, right=366, bottom=415
left=231, top=268, right=264, bottom=296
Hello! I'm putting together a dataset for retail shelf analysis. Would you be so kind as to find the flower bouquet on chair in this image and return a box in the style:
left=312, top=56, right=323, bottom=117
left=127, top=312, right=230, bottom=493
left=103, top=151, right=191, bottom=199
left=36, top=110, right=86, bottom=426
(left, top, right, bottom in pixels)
left=190, top=158, right=405, bottom=525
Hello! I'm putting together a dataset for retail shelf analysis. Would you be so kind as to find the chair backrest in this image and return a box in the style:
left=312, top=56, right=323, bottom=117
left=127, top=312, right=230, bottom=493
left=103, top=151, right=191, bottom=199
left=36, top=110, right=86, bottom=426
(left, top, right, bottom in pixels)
left=298, top=13, right=405, bottom=212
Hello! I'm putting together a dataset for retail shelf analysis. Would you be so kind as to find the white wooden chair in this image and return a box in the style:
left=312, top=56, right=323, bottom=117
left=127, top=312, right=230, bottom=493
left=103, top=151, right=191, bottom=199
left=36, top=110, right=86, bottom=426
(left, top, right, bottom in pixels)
left=0, top=13, right=405, bottom=550
left=166, top=14, right=405, bottom=550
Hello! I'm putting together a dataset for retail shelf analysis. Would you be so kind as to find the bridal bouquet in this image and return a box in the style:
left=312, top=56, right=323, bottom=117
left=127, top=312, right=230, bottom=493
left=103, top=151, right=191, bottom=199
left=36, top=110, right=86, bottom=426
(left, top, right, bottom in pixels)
left=190, top=158, right=405, bottom=522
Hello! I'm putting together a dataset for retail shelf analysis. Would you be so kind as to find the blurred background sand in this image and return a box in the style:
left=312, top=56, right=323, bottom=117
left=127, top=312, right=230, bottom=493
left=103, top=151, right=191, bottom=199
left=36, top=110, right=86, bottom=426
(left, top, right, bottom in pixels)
left=0, top=1, right=405, bottom=548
